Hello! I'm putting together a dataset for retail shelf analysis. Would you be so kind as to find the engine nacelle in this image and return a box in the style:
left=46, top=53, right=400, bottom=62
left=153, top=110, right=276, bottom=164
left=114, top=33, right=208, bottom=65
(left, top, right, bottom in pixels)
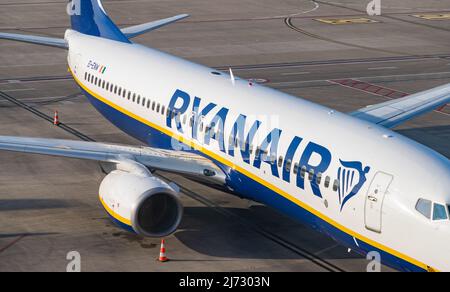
left=99, top=170, right=183, bottom=237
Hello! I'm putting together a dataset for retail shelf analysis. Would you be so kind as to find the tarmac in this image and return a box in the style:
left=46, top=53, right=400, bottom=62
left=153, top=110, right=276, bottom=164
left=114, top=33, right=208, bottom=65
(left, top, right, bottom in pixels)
left=0, top=0, right=448, bottom=271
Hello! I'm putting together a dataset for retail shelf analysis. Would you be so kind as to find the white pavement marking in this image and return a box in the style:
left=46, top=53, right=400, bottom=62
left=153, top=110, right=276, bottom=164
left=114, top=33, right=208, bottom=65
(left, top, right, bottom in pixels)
left=368, top=67, right=398, bottom=70
left=281, top=72, right=311, bottom=76
left=270, top=71, right=450, bottom=86
left=0, top=63, right=66, bottom=68
left=0, top=88, right=35, bottom=93
left=234, top=58, right=436, bottom=71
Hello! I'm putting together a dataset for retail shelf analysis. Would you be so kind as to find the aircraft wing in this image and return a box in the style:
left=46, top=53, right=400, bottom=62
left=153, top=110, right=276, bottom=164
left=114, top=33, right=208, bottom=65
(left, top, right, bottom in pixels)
left=0, top=32, right=67, bottom=49
left=350, top=83, right=450, bottom=128
left=0, top=136, right=226, bottom=185
left=121, top=14, right=189, bottom=39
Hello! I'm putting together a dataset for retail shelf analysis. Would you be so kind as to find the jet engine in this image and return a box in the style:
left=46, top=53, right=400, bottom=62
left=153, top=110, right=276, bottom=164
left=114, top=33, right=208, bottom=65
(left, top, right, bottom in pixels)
left=99, top=166, right=183, bottom=237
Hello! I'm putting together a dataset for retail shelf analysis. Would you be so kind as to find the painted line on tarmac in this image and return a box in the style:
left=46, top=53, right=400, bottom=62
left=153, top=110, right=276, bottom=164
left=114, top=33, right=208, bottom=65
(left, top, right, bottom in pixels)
left=328, top=78, right=449, bottom=117
left=0, top=235, right=26, bottom=254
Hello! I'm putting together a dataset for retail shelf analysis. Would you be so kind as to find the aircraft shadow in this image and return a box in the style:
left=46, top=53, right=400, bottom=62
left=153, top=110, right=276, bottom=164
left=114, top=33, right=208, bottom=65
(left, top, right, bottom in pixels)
left=0, top=199, right=73, bottom=211
left=174, top=206, right=362, bottom=261
left=0, top=232, right=58, bottom=239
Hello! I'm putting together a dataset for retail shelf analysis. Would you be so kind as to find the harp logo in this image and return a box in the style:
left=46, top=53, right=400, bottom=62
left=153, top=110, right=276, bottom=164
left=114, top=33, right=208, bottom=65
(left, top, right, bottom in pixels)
left=337, top=160, right=371, bottom=211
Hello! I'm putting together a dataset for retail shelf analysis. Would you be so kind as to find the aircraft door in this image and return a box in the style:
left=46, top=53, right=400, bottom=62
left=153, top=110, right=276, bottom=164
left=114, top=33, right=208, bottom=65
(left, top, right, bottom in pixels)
left=364, top=172, right=393, bottom=233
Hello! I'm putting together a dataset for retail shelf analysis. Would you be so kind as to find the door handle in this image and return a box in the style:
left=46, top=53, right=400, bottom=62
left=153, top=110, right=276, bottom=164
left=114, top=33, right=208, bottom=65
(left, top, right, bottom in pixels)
left=368, top=195, right=378, bottom=202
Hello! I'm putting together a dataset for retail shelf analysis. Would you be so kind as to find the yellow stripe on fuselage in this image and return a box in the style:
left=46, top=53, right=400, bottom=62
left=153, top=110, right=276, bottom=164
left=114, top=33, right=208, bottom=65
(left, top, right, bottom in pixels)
left=72, top=69, right=434, bottom=271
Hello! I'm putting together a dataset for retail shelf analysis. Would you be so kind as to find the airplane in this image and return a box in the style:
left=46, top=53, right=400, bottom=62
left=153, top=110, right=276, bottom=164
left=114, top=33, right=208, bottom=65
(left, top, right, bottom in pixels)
left=0, top=0, right=449, bottom=272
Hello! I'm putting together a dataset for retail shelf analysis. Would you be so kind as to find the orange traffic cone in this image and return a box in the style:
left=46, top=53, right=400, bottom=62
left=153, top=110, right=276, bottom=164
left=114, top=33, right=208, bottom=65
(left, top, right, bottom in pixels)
left=158, top=239, right=169, bottom=262
left=436, top=105, right=446, bottom=112
left=53, top=111, right=60, bottom=125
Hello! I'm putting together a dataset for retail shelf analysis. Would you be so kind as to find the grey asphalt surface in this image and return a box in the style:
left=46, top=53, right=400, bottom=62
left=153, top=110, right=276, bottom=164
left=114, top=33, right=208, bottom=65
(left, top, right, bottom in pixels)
left=0, top=0, right=448, bottom=271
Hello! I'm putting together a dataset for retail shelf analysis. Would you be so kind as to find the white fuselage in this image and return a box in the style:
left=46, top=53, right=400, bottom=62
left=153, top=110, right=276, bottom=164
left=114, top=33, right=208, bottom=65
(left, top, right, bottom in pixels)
left=66, top=30, right=450, bottom=271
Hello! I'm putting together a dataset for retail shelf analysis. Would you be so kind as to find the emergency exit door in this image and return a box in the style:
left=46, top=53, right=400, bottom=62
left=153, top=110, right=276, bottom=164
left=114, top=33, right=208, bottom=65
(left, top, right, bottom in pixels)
left=365, top=172, right=393, bottom=233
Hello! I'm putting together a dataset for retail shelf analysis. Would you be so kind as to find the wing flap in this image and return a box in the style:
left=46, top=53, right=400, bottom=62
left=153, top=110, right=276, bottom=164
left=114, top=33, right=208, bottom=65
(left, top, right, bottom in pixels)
left=121, top=14, right=189, bottom=39
left=350, top=83, right=450, bottom=128
left=0, top=32, right=67, bottom=49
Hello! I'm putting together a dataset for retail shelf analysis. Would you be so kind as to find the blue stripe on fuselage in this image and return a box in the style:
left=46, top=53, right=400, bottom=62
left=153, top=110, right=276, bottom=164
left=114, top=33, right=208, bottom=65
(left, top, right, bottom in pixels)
left=80, top=86, right=426, bottom=272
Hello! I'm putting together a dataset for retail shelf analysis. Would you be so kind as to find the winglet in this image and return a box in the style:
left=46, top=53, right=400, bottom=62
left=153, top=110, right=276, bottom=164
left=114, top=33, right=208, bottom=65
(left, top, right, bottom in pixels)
left=121, top=14, right=190, bottom=39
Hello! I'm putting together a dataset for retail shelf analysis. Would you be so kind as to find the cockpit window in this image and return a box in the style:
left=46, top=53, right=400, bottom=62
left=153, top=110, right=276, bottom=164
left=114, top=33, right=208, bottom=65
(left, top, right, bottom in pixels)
left=433, top=203, right=448, bottom=221
left=415, top=199, right=432, bottom=219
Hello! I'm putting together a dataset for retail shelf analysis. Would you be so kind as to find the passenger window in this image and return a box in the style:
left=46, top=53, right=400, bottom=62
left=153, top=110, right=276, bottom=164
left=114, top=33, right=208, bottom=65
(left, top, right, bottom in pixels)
left=152, top=102, right=156, bottom=111
left=132, top=93, right=136, bottom=102
left=142, top=97, right=146, bottom=106
left=84, top=72, right=87, bottom=80
left=333, top=180, right=339, bottom=192
left=147, top=100, right=151, bottom=108
left=300, top=166, right=306, bottom=179
left=293, top=163, right=299, bottom=175
left=324, top=176, right=330, bottom=188
left=308, top=169, right=315, bottom=181
left=114, top=86, right=117, bottom=94
left=123, top=89, right=126, bottom=98
left=316, top=173, right=322, bottom=185
left=161, top=105, right=165, bottom=115
left=415, top=199, right=432, bottom=219
left=255, top=148, right=261, bottom=158
left=118, top=87, right=122, bottom=96
left=433, top=203, right=448, bottom=221
left=156, top=103, right=160, bottom=113
left=102, top=80, right=106, bottom=89
left=106, top=82, right=109, bottom=91
left=137, top=95, right=141, bottom=104
left=285, top=160, right=292, bottom=172
left=278, top=156, right=283, bottom=168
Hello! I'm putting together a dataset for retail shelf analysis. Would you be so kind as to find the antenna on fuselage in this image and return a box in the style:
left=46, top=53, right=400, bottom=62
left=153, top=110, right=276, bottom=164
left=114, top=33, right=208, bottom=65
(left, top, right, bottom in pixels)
left=229, top=68, right=236, bottom=86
